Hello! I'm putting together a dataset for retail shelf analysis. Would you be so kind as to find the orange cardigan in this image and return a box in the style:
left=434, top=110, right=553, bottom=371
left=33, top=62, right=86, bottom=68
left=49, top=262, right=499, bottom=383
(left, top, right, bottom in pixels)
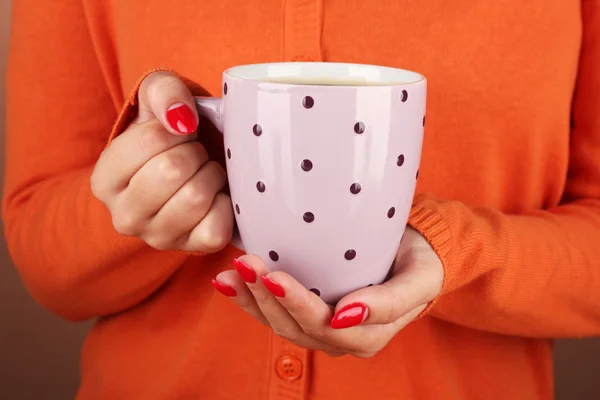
left=3, top=1, right=600, bottom=399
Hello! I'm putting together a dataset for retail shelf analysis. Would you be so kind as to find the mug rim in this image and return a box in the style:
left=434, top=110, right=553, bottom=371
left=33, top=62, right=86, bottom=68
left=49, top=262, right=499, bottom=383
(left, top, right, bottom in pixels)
left=223, top=61, right=426, bottom=87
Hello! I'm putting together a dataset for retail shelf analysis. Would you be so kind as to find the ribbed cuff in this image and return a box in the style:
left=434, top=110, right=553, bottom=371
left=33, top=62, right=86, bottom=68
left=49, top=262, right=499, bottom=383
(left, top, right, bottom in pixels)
left=408, top=194, right=456, bottom=316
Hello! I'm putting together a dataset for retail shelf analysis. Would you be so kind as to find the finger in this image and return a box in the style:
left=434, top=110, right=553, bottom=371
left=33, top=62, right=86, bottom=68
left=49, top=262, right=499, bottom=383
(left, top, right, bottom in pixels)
left=182, top=192, right=234, bottom=253
left=233, top=255, right=302, bottom=338
left=136, top=71, right=198, bottom=135
left=91, top=119, right=196, bottom=199
left=333, top=247, right=443, bottom=327
left=113, top=141, right=209, bottom=233
left=146, top=161, right=227, bottom=247
left=235, top=255, right=337, bottom=352
left=260, top=270, right=334, bottom=341
left=261, top=270, right=374, bottom=355
left=211, top=270, right=270, bottom=327
left=338, top=305, right=427, bottom=359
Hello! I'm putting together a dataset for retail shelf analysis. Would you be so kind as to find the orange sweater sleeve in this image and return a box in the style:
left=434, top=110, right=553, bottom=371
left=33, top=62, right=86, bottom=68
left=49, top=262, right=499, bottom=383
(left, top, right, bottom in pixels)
left=410, top=2, right=600, bottom=338
left=2, top=1, right=199, bottom=322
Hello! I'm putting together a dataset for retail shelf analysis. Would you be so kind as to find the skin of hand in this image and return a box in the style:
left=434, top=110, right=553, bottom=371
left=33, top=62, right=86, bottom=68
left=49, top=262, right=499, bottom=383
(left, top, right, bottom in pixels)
left=212, top=226, right=444, bottom=358
left=91, top=71, right=234, bottom=253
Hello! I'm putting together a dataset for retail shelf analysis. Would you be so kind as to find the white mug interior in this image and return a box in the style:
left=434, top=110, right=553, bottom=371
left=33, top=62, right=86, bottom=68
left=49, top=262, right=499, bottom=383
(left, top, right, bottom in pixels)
left=224, top=62, right=425, bottom=86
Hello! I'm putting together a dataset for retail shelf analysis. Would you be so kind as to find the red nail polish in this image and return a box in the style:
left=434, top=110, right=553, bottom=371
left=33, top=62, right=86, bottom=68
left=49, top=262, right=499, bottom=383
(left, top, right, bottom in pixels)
left=233, top=258, right=256, bottom=283
left=166, top=103, right=197, bottom=134
left=330, top=303, right=368, bottom=329
left=261, top=276, right=285, bottom=297
left=211, top=279, right=237, bottom=297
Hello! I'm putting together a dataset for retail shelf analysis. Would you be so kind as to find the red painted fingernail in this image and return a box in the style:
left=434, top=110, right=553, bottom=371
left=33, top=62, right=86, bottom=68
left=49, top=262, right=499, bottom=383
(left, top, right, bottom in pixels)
left=233, top=258, right=256, bottom=283
left=330, top=303, right=369, bottom=329
left=166, top=103, right=197, bottom=134
left=261, top=276, right=285, bottom=298
left=211, top=279, right=237, bottom=297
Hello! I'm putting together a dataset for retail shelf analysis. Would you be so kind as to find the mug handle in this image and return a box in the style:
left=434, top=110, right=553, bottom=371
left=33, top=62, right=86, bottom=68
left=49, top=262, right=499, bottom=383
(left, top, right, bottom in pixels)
left=193, top=96, right=246, bottom=251
left=194, top=97, right=224, bottom=133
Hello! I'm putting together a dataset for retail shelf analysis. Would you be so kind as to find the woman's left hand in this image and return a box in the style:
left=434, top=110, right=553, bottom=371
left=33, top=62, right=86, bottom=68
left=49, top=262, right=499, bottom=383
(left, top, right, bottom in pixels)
left=211, top=226, right=444, bottom=358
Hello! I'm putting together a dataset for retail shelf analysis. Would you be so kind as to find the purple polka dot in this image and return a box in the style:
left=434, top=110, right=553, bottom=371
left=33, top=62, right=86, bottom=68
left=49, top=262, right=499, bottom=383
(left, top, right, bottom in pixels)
left=387, top=207, right=395, bottom=218
left=350, top=183, right=361, bottom=194
left=302, top=96, right=314, bottom=109
left=344, top=249, right=356, bottom=260
left=256, top=181, right=266, bottom=192
left=397, top=154, right=405, bottom=167
left=224, top=83, right=228, bottom=95
left=354, top=122, right=365, bottom=134
left=309, top=288, right=321, bottom=296
left=303, top=212, right=314, bottom=223
left=422, top=115, right=426, bottom=127
left=367, top=284, right=373, bottom=287
left=253, top=124, right=262, bottom=136
left=235, top=204, right=240, bottom=214
left=227, top=148, right=231, bottom=159
left=269, top=251, right=279, bottom=262
left=416, top=169, right=419, bottom=180
left=301, top=159, right=313, bottom=171
left=401, top=90, right=408, bottom=102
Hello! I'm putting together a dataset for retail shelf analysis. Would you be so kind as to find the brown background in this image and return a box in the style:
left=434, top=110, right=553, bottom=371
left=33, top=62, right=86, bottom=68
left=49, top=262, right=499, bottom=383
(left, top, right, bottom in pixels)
left=0, top=1, right=599, bottom=398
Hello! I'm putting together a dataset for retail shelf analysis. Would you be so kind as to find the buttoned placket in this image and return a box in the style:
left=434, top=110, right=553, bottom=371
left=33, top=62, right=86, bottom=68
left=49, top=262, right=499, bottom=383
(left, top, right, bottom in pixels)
left=266, top=0, right=323, bottom=399
left=266, top=331, right=310, bottom=400
left=282, top=0, right=323, bottom=62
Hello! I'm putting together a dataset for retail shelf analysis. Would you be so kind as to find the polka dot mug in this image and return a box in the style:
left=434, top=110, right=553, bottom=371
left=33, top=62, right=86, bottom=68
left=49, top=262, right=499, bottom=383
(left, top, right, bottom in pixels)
left=196, top=62, right=426, bottom=304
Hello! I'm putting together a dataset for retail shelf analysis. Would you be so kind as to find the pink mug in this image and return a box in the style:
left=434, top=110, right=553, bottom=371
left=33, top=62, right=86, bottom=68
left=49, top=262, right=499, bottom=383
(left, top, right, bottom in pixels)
left=195, top=62, right=426, bottom=304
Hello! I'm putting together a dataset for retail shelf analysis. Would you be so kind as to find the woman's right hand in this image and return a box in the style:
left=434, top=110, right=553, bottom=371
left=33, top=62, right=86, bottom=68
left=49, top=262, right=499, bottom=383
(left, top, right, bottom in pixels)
left=91, top=71, right=234, bottom=253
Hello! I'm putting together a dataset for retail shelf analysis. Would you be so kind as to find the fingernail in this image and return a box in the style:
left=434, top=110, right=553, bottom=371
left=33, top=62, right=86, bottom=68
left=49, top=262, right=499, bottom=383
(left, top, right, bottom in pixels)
left=211, top=279, right=237, bottom=297
left=261, top=276, right=285, bottom=297
left=166, top=103, right=197, bottom=134
left=330, top=302, right=369, bottom=329
left=233, top=258, right=256, bottom=283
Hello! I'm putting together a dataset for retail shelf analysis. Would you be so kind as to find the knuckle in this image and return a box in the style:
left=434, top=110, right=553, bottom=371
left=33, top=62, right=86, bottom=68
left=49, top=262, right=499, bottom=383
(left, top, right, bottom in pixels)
left=180, top=181, right=211, bottom=210
left=89, top=168, right=105, bottom=200
left=112, top=211, right=142, bottom=236
left=190, top=141, right=210, bottom=164
left=205, top=160, right=227, bottom=182
left=197, top=228, right=230, bottom=253
left=213, top=223, right=234, bottom=247
left=196, top=221, right=233, bottom=253
left=90, top=156, right=117, bottom=201
left=156, top=153, right=187, bottom=183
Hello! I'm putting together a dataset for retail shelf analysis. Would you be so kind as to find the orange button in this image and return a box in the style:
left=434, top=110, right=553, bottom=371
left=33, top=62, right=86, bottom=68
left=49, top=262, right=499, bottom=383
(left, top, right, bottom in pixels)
left=275, top=354, right=303, bottom=381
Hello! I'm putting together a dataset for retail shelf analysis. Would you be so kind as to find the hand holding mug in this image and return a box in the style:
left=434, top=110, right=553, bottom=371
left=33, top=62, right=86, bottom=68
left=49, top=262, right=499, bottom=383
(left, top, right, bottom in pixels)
left=212, top=226, right=443, bottom=358
left=91, top=71, right=234, bottom=253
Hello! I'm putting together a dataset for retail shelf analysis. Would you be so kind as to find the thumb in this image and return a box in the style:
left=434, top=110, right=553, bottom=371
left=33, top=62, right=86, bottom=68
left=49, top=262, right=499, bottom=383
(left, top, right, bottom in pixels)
left=136, top=71, right=199, bottom=135
left=331, top=246, right=443, bottom=328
